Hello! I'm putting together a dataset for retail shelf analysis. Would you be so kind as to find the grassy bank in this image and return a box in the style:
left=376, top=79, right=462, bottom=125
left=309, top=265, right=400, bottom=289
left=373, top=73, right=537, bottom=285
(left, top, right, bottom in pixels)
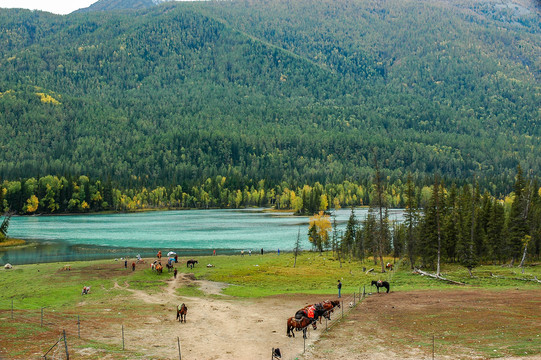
left=1, top=252, right=540, bottom=309
left=0, top=238, right=26, bottom=247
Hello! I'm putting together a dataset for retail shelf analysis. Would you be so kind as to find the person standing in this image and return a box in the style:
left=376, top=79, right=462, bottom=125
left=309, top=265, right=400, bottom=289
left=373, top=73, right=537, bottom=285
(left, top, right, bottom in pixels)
left=174, top=268, right=178, bottom=279
left=132, top=262, right=136, bottom=271
left=261, top=248, right=263, bottom=255
left=337, top=280, right=342, bottom=298
left=124, top=259, right=127, bottom=269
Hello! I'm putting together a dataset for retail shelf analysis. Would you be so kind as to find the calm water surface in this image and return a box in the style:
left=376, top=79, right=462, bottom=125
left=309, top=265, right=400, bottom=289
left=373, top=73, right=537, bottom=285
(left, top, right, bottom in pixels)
left=2, top=208, right=403, bottom=265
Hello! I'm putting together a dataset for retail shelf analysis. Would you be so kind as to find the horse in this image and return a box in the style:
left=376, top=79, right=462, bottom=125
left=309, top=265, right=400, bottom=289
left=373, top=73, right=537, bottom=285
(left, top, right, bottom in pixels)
left=166, top=263, right=174, bottom=272
left=385, top=262, right=394, bottom=271
left=320, top=300, right=341, bottom=321
left=286, top=316, right=315, bottom=339
left=187, top=259, right=198, bottom=269
left=371, top=280, right=390, bottom=293
left=155, top=263, right=163, bottom=274
left=295, top=303, right=327, bottom=328
left=176, top=303, right=187, bottom=323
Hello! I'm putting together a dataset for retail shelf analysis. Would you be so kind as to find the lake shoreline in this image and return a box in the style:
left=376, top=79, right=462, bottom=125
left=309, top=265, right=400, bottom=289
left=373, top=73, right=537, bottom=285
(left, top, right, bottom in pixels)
left=12, top=206, right=288, bottom=217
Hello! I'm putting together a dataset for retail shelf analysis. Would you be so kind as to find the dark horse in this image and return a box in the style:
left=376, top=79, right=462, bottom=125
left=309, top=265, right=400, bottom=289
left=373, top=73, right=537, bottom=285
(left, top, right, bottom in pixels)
left=176, top=303, right=187, bottom=323
left=286, top=316, right=315, bottom=339
left=166, top=263, right=174, bottom=272
left=371, top=280, right=390, bottom=293
left=295, top=303, right=327, bottom=329
left=187, top=259, right=198, bottom=269
left=320, top=300, right=340, bottom=321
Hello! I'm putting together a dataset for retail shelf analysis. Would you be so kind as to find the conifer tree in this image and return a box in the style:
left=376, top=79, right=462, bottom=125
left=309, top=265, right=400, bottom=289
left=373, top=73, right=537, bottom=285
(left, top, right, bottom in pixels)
left=363, top=208, right=378, bottom=265
left=342, top=207, right=357, bottom=257
left=442, top=183, right=458, bottom=262
left=373, top=151, right=387, bottom=273
left=508, top=166, right=528, bottom=265
left=456, top=184, right=478, bottom=276
left=487, top=199, right=506, bottom=263
left=404, top=174, right=419, bottom=269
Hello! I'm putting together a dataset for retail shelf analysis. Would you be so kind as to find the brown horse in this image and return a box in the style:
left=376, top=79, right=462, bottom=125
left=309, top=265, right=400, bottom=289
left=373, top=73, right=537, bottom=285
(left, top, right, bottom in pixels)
left=320, top=300, right=341, bottom=321
left=155, top=263, right=163, bottom=274
left=176, top=303, right=187, bottom=323
left=187, top=259, right=198, bottom=269
left=286, top=316, right=314, bottom=339
left=295, top=303, right=328, bottom=327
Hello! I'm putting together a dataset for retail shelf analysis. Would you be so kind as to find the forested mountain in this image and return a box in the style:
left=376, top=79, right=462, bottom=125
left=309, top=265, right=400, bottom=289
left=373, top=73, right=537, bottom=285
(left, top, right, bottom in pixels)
left=75, top=0, right=173, bottom=13
left=0, top=0, right=539, bottom=194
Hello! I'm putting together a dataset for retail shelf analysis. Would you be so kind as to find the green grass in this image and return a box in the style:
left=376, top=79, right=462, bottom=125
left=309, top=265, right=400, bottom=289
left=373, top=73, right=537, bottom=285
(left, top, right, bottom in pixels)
left=1, top=253, right=540, bottom=309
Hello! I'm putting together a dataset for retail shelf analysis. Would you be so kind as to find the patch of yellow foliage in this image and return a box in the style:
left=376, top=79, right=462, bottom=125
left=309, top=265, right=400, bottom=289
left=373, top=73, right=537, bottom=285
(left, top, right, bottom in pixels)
left=0, top=89, right=14, bottom=97
left=36, top=92, right=61, bottom=105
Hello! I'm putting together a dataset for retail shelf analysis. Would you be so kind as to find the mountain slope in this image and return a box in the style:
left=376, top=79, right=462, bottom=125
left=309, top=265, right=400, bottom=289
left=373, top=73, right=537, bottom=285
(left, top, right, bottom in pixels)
left=74, top=0, right=171, bottom=13
left=0, top=0, right=539, bottom=191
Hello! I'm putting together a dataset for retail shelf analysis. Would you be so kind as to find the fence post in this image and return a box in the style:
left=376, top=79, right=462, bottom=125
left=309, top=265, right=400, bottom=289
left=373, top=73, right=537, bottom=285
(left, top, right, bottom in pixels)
left=63, top=329, right=69, bottom=360
left=122, top=325, right=125, bottom=350
left=432, top=334, right=435, bottom=360
left=178, top=336, right=181, bottom=360
left=78, top=315, right=80, bottom=339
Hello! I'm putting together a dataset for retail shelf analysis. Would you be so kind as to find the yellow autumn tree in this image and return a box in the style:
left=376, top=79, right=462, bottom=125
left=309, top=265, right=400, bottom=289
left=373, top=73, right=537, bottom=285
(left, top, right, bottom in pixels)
left=24, top=195, right=39, bottom=213
left=309, top=211, right=331, bottom=252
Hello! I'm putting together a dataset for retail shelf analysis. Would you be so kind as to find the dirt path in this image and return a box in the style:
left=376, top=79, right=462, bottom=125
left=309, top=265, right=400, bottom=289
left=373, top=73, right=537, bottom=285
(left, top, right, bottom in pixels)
left=86, top=272, right=325, bottom=360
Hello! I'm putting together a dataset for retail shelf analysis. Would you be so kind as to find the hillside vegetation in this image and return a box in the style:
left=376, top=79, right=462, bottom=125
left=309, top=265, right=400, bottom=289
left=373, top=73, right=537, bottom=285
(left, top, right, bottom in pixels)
left=0, top=0, right=539, bottom=192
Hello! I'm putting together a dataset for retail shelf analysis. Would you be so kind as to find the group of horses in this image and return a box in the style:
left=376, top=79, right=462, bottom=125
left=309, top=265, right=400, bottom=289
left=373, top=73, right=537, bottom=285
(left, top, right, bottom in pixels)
left=286, top=300, right=340, bottom=339
left=150, top=258, right=198, bottom=274
left=286, top=279, right=391, bottom=339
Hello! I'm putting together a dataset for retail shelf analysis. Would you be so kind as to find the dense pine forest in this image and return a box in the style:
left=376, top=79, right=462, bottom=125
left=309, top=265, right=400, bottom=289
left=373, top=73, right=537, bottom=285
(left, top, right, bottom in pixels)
left=0, top=0, right=539, bottom=190
left=0, top=0, right=540, bottom=264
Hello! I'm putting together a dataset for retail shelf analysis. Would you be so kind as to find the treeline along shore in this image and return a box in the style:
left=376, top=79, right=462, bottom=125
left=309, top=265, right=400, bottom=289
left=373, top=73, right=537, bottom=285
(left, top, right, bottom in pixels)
left=1, top=165, right=540, bottom=271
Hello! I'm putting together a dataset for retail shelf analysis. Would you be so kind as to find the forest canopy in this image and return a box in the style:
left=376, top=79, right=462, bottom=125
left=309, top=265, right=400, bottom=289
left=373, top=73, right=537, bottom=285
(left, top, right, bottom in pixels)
left=0, top=0, right=539, bottom=194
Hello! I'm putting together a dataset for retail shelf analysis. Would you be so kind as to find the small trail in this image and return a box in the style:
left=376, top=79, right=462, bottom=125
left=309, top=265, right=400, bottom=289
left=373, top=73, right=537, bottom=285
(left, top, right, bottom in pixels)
left=114, top=271, right=228, bottom=305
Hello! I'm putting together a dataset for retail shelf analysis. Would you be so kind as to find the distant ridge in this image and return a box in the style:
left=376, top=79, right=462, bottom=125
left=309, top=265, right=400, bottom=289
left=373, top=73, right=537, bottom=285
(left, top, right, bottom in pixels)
left=74, top=0, right=175, bottom=13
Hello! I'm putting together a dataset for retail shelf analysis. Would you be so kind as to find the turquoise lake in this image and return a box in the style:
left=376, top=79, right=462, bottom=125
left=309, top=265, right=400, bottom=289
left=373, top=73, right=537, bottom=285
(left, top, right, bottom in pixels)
left=1, top=208, right=404, bottom=265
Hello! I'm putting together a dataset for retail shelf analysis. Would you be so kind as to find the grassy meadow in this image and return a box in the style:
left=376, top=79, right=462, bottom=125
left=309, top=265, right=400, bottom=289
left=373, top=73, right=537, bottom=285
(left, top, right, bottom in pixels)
left=1, top=251, right=540, bottom=309
left=0, top=252, right=540, bottom=359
